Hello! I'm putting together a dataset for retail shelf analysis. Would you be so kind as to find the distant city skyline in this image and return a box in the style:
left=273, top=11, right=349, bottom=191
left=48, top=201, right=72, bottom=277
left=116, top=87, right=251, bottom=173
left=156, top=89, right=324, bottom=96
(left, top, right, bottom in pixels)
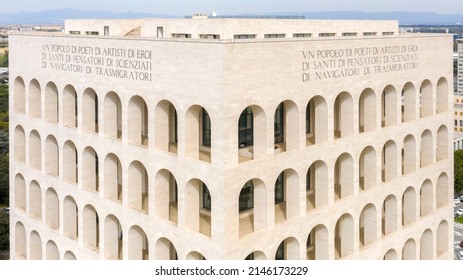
left=2, top=0, right=463, bottom=15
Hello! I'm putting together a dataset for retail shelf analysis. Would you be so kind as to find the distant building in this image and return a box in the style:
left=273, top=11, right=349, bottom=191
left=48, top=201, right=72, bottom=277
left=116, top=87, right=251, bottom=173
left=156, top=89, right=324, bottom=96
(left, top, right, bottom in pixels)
left=458, top=43, right=463, bottom=95
left=9, top=17, right=453, bottom=260
left=454, top=131, right=463, bottom=151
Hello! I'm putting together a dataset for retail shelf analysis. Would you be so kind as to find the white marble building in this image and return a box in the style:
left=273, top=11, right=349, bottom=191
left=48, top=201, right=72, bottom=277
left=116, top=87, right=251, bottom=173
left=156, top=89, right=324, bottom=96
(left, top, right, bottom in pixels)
left=9, top=16, right=453, bottom=260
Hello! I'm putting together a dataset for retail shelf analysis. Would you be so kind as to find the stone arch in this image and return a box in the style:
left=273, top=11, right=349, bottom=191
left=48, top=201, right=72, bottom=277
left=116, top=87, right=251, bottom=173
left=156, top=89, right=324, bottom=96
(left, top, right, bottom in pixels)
left=154, top=169, right=178, bottom=224
left=62, top=84, right=77, bottom=128
left=30, top=230, right=42, bottom=260
left=14, top=76, right=25, bottom=114
left=381, top=85, right=398, bottom=127
left=383, top=249, right=398, bottom=260
left=359, top=146, right=376, bottom=191
left=359, top=203, right=377, bottom=248
left=15, top=222, right=26, bottom=258
left=14, top=125, right=25, bottom=163
left=402, top=82, right=416, bottom=122
left=273, top=100, right=299, bottom=153
left=155, top=100, right=178, bottom=154
left=436, top=77, right=448, bottom=113
left=186, top=251, right=206, bottom=260
left=238, top=178, right=267, bottom=237
left=104, top=91, right=122, bottom=139
left=14, top=173, right=26, bottom=210
left=104, top=214, right=123, bottom=260
left=128, top=225, right=149, bottom=260
left=335, top=213, right=354, bottom=259
left=29, top=180, right=42, bottom=219
left=29, top=79, right=41, bottom=118
left=46, top=240, right=60, bottom=260
left=420, top=229, right=433, bottom=260
left=274, top=169, right=299, bottom=223
left=306, top=224, right=329, bottom=260
left=402, top=186, right=416, bottom=226
left=82, top=87, right=99, bottom=133
left=82, top=146, right=99, bottom=192
left=45, top=81, right=59, bottom=123
left=275, top=237, right=300, bottom=260
left=436, top=173, right=449, bottom=209
left=127, top=95, right=148, bottom=146
left=382, top=195, right=398, bottom=236
left=382, top=140, right=398, bottom=182
left=104, top=153, right=122, bottom=202
left=238, top=105, right=266, bottom=162
left=63, top=140, right=78, bottom=184
left=306, top=95, right=328, bottom=144
left=45, top=135, right=59, bottom=176
left=420, top=80, right=433, bottom=118
left=402, top=238, right=416, bottom=260
left=359, top=88, right=376, bottom=132
left=420, top=179, right=433, bottom=217
left=306, top=160, right=328, bottom=210
left=155, top=237, right=178, bottom=260
left=29, top=130, right=41, bottom=170
left=83, top=204, right=99, bottom=250
left=436, top=125, right=448, bottom=161
left=402, top=134, right=416, bottom=175
left=46, top=187, right=59, bottom=229
left=185, top=178, right=212, bottom=237
left=244, top=251, right=266, bottom=260
left=185, top=105, right=212, bottom=162
left=63, top=195, right=78, bottom=239
left=334, top=153, right=354, bottom=200
left=64, top=251, right=77, bottom=260
left=128, top=160, right=149, bottom=213
left=420, top=130, right=433, bottom=167
left=436, top=220, right=449, bottom=257
left=334, top=91, right=354, bottom=138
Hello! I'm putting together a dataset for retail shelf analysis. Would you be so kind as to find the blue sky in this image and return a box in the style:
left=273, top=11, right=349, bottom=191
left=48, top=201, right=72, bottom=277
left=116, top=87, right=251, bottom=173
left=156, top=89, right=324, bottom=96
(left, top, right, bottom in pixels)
left=2, top=0, right=463, bottom=14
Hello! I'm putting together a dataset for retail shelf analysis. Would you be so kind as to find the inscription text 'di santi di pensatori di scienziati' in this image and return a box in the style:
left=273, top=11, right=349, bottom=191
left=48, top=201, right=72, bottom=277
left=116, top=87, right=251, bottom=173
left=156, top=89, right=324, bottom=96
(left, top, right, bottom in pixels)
left=41, top=44, right=153, bottom=82
left=301, top=45, right=419, bottom=82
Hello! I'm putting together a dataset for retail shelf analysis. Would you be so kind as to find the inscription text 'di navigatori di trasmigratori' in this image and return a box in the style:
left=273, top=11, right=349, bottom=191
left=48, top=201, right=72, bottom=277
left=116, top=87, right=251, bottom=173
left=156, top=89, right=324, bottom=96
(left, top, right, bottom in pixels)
left=301, top=45, right=419, bottom=82
left=41, top=44, right=153, bottom=82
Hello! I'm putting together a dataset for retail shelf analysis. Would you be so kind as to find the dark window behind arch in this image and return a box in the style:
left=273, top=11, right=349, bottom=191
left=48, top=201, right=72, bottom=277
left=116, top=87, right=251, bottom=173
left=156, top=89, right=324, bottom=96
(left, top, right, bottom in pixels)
left=239, top=180, right=254, bottom=212
left=274, top=103, right=284, bottom=144
left=238, top=107, right=253, bottom=147
left=202, top=109, right=211, bottom=147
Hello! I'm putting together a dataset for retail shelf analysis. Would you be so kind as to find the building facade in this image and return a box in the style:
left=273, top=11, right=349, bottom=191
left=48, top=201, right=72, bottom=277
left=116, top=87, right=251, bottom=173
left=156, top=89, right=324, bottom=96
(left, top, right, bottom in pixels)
left=9, top=17, right=453, bottom=260
left=458, top=43, right=463, bottom=95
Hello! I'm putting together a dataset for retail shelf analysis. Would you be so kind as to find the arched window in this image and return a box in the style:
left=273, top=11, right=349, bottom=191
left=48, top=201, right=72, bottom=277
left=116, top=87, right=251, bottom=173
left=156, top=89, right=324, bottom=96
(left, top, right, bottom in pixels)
left=238, top=106, right=266, bottom=162
left=334, top=92, right=354, bottom=139
left=306, top=96, right=328, bottom=144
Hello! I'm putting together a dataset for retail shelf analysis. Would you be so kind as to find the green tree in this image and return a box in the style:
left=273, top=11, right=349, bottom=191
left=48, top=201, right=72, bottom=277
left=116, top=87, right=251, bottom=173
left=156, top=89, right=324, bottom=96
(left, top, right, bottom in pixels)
left=0, top=50, right=8, bottom=67
left=455, top=150, right=463, bottom=195
left=0, top=211, right=9, bottom=250
left=0, top=155, right=8, bottom=205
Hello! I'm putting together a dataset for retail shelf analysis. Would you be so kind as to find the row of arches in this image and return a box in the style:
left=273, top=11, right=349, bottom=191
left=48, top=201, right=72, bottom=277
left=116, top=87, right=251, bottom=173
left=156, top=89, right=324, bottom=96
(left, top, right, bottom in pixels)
left=238, top=173, right=448, bottom=237
left=14, top=170, right=448, bottom=239
left=13, top=77, right=212, bottom=162
left=13, top=77, right=449, bottom=164
left=13, top=124, right=449, bottom=181
left=15, top=219, right=448, bottom=260
left=14, top=172, right=211, bottom=237
left=248, top=219, right=449, bottom=260
left=13, top=220, right=201, bottom=260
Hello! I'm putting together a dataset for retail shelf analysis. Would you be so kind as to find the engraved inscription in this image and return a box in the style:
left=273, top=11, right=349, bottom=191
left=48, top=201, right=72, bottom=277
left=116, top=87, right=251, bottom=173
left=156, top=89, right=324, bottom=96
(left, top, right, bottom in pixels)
left=41, top=44, right=153, bottom=82
left=301, top=45, right=419, bottom=82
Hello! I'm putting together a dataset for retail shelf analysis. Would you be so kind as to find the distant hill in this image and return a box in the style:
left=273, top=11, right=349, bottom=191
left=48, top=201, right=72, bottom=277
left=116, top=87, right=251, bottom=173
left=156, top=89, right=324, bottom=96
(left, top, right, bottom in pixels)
left=294, top=11, right=463, bottom=25
left=0, top=8, right=463, bottom=25
left=0, top=8, right=174, bottom=24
